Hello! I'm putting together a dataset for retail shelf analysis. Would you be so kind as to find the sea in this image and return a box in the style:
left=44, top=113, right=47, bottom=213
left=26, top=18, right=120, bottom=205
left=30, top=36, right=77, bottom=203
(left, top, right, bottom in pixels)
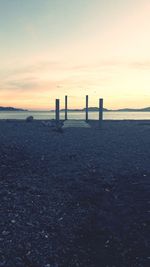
left=0, top=111, right=150, bottom=120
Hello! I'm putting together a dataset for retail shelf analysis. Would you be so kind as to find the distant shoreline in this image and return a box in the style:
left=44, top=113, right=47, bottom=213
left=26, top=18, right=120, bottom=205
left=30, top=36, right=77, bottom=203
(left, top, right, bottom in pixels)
left=50, top=109, right=150, bottom=113
left=1, top=110, right=150, bottom=113
left=0, top=107, right=28, bottom=112
left=0, top=106, right=150, bottom=112
left=50, top=107, right=150, bottom=112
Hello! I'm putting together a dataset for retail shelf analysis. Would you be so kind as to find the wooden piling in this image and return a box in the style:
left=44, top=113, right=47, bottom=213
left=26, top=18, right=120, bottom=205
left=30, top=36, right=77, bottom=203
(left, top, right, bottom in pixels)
left=86, top=95, right=88, bottom=121
left=55, top=99, right=60, bottom=121
left=65, top=95, right=68, bottom=120
left=99, top=98, right=103, bottom=126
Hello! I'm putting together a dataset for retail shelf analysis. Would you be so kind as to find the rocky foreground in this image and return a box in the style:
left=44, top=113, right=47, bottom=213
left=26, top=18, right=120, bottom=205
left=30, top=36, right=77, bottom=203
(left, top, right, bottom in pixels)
left=0, top=120, right=150, bottom=267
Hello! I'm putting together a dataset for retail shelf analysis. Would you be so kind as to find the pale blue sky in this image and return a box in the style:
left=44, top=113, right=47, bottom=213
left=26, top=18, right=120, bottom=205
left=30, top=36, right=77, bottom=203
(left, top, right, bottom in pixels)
left=0, top=0, right=142, bottom=55
left=0, top=0, right=150, bottom=109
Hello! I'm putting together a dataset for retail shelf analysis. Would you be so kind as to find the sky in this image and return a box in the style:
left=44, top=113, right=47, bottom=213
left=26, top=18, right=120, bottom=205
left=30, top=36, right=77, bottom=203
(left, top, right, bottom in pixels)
left=0, top=0, right=150, bottom=110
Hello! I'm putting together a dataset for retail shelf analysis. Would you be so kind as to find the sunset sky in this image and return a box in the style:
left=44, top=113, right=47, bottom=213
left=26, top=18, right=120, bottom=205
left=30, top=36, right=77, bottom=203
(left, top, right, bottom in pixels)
left=0, top=0, right=150, bottom=110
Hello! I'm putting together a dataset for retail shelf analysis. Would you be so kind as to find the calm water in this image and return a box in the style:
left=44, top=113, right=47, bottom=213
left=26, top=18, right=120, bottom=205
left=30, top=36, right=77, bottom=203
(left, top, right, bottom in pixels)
left=0, top=111, right=150, bottom=120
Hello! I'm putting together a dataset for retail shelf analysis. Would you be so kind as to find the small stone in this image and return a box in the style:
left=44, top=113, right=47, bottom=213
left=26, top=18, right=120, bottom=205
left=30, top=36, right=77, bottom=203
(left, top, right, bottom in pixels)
left=41, top=155, right=45, bottom=161
left=2, top=230, right=10, bottom=236
left=15, top=257, right=23, bottom=264
left=26, top=222, right=34, bottom=226
left=58, top=217, right=63, bottom=221
left=26, top=251, right=31, bottom=256
left=0, top=260, right=6, bottom=266
left=105, top=240, right=110, bottom=247
left=105, top=188, right=110, bottom=192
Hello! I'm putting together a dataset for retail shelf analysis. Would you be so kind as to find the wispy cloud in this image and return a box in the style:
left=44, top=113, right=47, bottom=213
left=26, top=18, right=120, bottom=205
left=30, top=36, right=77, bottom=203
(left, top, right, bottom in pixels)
left=129, top=61, right=150, bottom=70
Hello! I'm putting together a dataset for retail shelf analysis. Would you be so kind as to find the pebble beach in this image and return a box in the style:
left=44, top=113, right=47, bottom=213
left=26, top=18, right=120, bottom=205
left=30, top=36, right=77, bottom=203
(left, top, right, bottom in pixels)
left=0, top=120, right=150, bottom=267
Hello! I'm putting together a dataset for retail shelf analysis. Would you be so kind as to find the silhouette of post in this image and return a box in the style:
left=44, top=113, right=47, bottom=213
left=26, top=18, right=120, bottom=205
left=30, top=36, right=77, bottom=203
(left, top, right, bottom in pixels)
left=55, top=99, right=60, bottom=121
left=86, top=95, right=88, bottom=121
left=65, top=95, right=68, bottom=120
left=99, top=98, right=103, bottom=126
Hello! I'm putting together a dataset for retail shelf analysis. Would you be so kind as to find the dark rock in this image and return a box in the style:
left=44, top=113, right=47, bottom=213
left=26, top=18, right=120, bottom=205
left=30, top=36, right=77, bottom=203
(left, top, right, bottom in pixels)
left=26, top=116, right=34, bottom=122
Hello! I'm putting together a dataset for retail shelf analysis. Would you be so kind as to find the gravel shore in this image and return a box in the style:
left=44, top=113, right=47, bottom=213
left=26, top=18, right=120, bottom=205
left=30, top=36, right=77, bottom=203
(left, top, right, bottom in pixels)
left=0, top=120, right=150, bottom=267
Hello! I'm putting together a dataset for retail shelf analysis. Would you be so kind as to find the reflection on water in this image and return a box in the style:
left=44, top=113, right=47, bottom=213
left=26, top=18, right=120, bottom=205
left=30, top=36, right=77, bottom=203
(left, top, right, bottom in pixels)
left=0, top=111, right=150, bottom=120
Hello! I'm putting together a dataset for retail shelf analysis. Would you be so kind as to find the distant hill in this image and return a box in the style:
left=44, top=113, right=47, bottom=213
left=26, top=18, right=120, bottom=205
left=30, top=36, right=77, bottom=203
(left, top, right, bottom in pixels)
left=50, top=107, right=150, bottom=112
left=113, top=107, right=150, bottom=112
left=51, top=107, right=109, bottom=112
left=1, top=106, right=149, bottom=112
left=82, top=107, right=109, bottom=112
left=141, top=107, right=150, bottom=111
left=0, top=107, right=28, bottom=111
left=50, top=107, right=109, bottom=112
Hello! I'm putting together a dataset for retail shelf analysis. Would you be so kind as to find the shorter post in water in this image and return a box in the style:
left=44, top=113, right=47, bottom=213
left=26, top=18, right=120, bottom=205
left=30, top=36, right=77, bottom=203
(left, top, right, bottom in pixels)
left=65, top=95, right=68, bottom=120
left=99, top=98, right=103, bottom=127
left=86, top=95, right=89, bottom=121
left=55, top=99, right=60, bottom=121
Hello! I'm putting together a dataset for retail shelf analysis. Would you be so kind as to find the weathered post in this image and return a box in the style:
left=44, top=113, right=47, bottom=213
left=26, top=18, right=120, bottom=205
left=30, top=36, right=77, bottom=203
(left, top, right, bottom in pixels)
left=55, top=99, right=60, bottom=121
left=99, top=98, right=103, bottom=127
left=65, top=95, right=68, bottom=120
left=86, top=95, right=88, bottom=121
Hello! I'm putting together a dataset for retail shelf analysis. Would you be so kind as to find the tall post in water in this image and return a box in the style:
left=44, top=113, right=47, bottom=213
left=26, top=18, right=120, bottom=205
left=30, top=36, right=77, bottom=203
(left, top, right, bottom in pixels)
left=55, top=99, right=60, bottom=121
left=99, top=98, right=103, bottom=127
left=65, top=95, right=68, bottom=120
left=86, top=95, right=89, bottom=121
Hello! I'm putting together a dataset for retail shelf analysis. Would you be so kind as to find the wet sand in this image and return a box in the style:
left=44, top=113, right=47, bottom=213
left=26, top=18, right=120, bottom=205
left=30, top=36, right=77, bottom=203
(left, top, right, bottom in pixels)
left=0, top=120, right=150, bottom=267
